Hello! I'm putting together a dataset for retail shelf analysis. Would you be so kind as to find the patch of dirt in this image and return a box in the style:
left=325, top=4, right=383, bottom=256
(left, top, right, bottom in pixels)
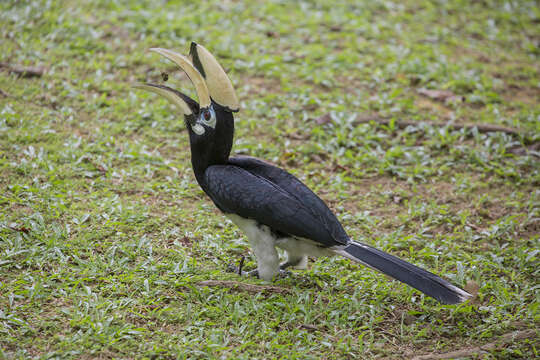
left=501, top=85, right=540, bottom=106
left=332, top=174, right=532, bottom=241
left=335, top=75, right=373, bottom=94
left=451, top=46, right=493, bottom=64
left=518, top=218, right=540, bottom=239
left=83, top=17, right=132, bottom=41
left=410, top=329, right=537, bottom=360
left=344, top=176, right=412, bottom=229
left=244, top=74, right=335, bottom=100
left=3, top=202, right=34, bottom=216
left=244, top=75, right=282, bottom=96
left=354, top=176, right=406, bottom=197
left=415, top=97, right=455, bottom=120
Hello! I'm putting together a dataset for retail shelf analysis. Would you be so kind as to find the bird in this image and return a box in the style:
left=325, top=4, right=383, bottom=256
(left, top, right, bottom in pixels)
left=134, top=42, right=472, bottom=305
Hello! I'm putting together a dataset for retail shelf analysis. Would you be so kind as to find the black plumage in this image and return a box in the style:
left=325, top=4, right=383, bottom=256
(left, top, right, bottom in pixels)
left=203, top=156, right=349, bottom=248
left=135, top=42, right=472, bottom=305
left=202, top=156, right=468, bottom=305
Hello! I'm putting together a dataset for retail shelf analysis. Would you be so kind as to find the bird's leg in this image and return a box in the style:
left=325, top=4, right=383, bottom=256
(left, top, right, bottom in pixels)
left=237, top=255, right=245, bottom=275
left=226, top=255, right=248, bottom=275
left=251, top=244, right=280, bottom=281
left=224, top=220, right=290, bottom=280
left=243, top=227, right=280, bottom=281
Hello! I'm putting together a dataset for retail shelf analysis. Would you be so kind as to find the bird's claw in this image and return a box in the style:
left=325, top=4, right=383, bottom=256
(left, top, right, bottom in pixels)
left=226, top=262, right=290, bottom=280
left=277, top=269, right=292, bottom=278
left=226, top=263, right=239, bottom=273
left=227, top=255, right=247, bottom=275
left=246, top=269, right=291, bottom=280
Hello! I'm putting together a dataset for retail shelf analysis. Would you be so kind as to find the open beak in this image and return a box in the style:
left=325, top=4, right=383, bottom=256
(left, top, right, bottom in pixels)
left=134, top=43, right=240, bottom=120
left=133, top=47, right=211, bottom=119
left=147, top=48, right=211, bottom=109
left=132, top=83, right=199, bottom=118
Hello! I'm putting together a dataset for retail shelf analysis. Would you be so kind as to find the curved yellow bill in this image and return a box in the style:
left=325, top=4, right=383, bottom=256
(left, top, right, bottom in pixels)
left=133, top=83, right=193, bottom=115
left=149, top=48, right=211, bottom=108
left=190, top=42, right=239, bottom=112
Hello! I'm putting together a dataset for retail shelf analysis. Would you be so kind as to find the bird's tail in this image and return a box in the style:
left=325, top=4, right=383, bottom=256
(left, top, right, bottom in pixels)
left=335, top=241, right=471, bottom=304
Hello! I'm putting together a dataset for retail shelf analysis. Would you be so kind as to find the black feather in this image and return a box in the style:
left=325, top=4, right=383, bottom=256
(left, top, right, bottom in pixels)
left=227, top=156, right=349, bottom=245
left=203, top=163, right=348, bottom=247
left=341, top=242, right=471, bottom=304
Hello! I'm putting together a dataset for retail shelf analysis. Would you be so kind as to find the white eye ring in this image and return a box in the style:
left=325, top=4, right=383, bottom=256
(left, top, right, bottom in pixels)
left=199, top=106, right=216, bottom=129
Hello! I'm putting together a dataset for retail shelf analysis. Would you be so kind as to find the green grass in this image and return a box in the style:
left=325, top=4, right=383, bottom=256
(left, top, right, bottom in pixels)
left=1, top=0, right=539, bottom=358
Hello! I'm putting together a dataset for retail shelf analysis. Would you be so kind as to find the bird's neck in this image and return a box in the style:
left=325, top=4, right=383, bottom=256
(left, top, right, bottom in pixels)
left=190, top=110, right=234, bottom=189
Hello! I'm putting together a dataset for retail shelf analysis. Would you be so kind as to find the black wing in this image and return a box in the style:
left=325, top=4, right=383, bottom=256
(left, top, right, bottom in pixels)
left=204, top=158, right=349, bottom=247
left=228, top=156, right=349, bottom=244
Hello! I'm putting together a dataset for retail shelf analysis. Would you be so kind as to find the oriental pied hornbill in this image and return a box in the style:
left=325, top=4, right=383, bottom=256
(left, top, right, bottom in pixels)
left=134, top=42, right=471, bottom=305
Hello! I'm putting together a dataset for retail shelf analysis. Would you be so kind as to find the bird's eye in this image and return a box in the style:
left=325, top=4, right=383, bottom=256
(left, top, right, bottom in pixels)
left=199, top=107, right=216, bottom=129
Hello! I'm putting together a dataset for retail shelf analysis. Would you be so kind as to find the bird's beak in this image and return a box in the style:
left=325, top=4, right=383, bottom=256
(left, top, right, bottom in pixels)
left=190, top=42, right=239, bottom=112
left=132, top=83, right=199, bottom=120
left=147, top=48, right=212, bottom=109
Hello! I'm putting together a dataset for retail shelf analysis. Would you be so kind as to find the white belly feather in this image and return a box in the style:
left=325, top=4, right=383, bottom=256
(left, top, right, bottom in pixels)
left=225, top=213, right=337, bottom=280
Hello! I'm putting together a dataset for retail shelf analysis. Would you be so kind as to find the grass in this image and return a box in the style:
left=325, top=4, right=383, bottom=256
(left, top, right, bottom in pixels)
left=1, top=0, right=539, bottom=358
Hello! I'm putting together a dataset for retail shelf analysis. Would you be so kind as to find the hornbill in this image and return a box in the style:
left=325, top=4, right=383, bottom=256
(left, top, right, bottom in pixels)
left=134, top=42, right=471, bottom=305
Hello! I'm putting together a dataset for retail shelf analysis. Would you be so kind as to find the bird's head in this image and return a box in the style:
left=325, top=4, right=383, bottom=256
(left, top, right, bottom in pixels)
left=134, top=42, right=238, bottom=173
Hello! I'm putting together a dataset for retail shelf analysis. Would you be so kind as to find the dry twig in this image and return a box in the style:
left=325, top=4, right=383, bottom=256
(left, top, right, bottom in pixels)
left=411, top=329, right=537, bottom=360
left=353, top=116, right=520, bottom=136
left=0, top=62, right=45, bottom=78
left=299, top=324, right=318, bottom=331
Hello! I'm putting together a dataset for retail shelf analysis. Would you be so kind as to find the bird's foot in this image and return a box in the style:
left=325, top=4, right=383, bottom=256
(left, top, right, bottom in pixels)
left=227, top=255, right=248, bottom=275
left=226, top=255, right=292, bottom=279
left=225, top=265, right=259, bottom=277
left=247, top=269, right=291, bottom=280
left=226, top=263, right=240, bottom=273
left=225, top=265, right=290, bottom=280
left=277, top=269, right=292, bottom=279
left=244, top=269, right=260, bottom=278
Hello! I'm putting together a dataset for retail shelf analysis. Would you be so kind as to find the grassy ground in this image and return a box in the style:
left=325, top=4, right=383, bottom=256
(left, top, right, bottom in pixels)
left=1, top=0, right=539, bottom=358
